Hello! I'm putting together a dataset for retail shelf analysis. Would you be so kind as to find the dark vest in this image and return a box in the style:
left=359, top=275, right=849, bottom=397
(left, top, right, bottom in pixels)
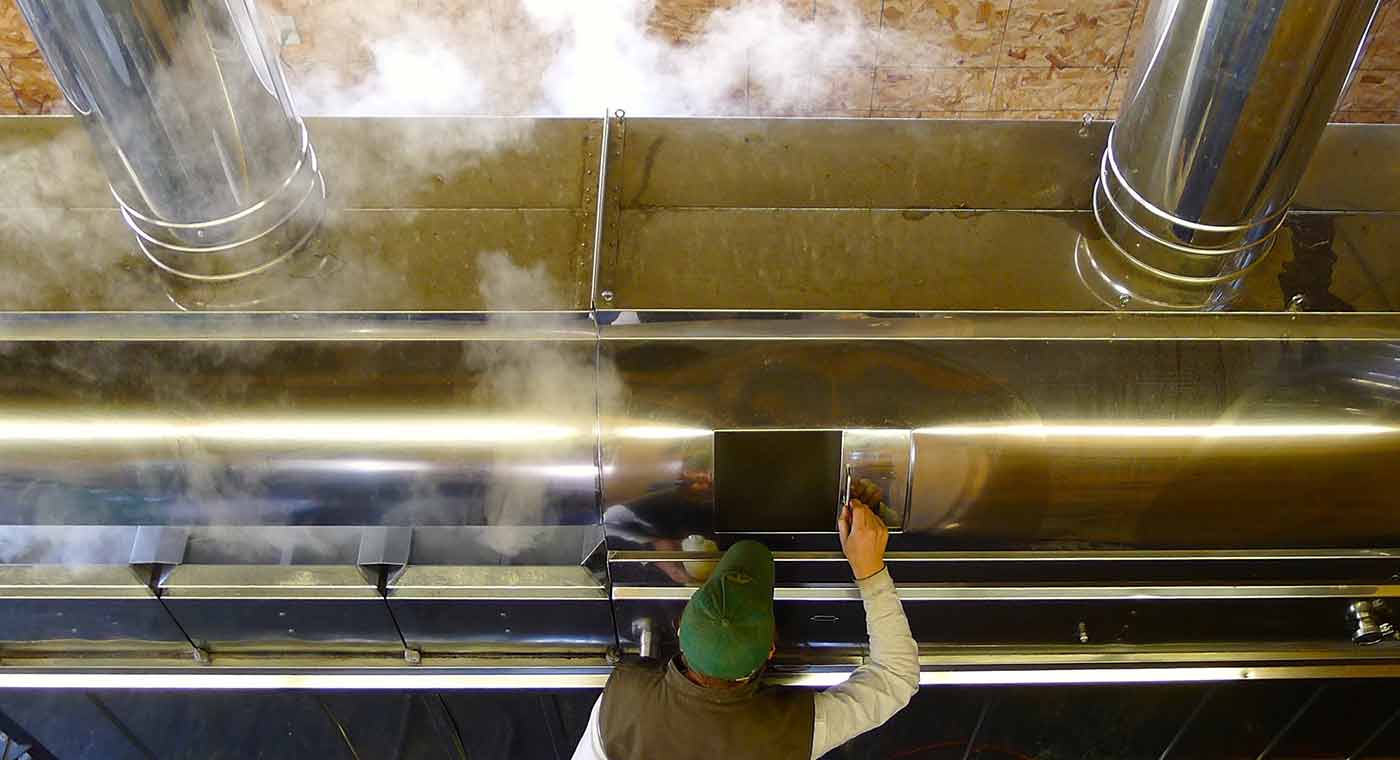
left=599, top=658, right=815, bottom=760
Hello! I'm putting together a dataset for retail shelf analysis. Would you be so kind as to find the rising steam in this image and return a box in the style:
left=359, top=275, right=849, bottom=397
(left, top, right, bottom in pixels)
left=279, top=0, right=884, bottom=117
left=463, top=251, right=622, bottom=558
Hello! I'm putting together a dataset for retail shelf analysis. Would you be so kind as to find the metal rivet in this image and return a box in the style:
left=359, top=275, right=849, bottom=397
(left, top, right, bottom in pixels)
left=601, top=290, right=615, bottom=303
left=1117, top=293, right=1132, bottom=307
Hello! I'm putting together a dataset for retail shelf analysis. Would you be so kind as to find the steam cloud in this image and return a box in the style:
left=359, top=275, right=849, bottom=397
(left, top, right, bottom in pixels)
left=279, top=0, right=885, bottom=117
left=463, top=251, right=622, bottom=559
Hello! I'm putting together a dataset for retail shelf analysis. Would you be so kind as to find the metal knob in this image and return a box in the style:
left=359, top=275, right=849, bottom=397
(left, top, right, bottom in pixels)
left=1348, top=601, right=1388, bottom=645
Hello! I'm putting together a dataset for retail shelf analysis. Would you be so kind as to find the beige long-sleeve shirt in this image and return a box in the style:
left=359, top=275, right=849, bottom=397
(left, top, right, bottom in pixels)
left=572, top=567, right=920, bottom=759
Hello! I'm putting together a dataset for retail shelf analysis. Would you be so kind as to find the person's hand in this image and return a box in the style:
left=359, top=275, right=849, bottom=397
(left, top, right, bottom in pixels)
left=849, top=477, right=885, bottom=509
left=838, top=499, right=889, bottom=580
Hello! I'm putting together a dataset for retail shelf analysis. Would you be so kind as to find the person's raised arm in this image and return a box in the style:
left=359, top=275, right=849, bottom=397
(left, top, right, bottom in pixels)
left=809, top=498, right=919, bottom=758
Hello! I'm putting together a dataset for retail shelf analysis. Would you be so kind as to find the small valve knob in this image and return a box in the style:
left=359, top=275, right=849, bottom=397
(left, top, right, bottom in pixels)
left=1348, top=600, right=1389, bottom=645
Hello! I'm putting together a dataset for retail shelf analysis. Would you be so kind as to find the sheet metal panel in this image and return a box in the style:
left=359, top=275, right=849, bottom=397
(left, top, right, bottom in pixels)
left=0, top=565, right=189, bottom=654
left=612, top=597, right=1381, bottom=653
left=599, top=337, right=1400, bottom=551
left=0, top=117, right=599, bottom=211
left=0, top=117, right=601, bottom=312
left=609, top=118, right=1400, bottom=212
left=600, top=209, right=1400, bottom=312
left=0, top=335, right=599, bottom=528
left=158, top=565, right=401, bottom=653
left=387, top=566, right=612, bottom=653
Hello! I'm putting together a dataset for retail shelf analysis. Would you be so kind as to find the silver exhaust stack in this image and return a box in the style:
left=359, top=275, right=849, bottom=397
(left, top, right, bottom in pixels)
left=1096, top=0, right=1381, bottom=286
left=16, top=0, right=325, bottom=282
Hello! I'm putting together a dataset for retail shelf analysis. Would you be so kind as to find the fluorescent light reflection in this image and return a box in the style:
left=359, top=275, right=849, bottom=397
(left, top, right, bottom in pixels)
left=914, top=423, right=1397, bottom=439
left=615, top=425, right=712, bottom=440
left=0, top=418, right=578, bottom=445
left=507, top=464, right=603, bottom=479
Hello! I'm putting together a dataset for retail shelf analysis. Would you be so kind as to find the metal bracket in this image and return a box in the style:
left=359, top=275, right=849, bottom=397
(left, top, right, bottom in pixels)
left=579, top=114, right=604, bottom=288
left=357, top=527, right=413, bottom=590
left=129, top=526, right=189, bottom=589
left=595, top=109, right=627, bottom=308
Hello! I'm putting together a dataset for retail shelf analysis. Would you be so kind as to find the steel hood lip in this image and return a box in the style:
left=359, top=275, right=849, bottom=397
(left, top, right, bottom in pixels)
left=386, top=588, right=608, bottom=601
left=158, top=565, right=383, bottom=600
left=612, top=584, right=1400, bottom=602
left=14, top=666, right=1400, bottom=689
left=0, top=565, right=154, bottom=599
left=387, top=565, right=607, bottom=600
left=609, top=549, right=1400, bottom=562
left=0, top=311, right=599, bottom=342
left=6, top=310, right=1400, bottom=343
left=594, top=311, right=1400, bottom=342
left=7, top=647, right=1400, bottom=688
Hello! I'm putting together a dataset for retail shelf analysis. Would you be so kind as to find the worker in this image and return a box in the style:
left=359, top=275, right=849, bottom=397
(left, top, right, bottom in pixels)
left=571, top=497, right=919, bottom=759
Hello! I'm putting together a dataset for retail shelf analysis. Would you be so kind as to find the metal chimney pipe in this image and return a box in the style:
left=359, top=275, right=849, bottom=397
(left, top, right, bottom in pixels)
left=1096, top=0, right=1381, bottom=285
left=16, top=0, right=325, bottom=282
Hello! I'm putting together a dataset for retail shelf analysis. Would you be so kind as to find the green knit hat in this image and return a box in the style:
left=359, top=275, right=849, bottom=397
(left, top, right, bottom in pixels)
left=678, top=540, right=776, bottom=680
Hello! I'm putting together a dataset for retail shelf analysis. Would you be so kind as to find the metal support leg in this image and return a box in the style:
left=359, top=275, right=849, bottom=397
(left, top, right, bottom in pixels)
left=1159, top=686, right=1216, bottom=760
left=1255, top=684, right=1327, bottom=760
left=961, top=696, right=993, bottom=760
left=1348, top=701, right=1400, bottom=760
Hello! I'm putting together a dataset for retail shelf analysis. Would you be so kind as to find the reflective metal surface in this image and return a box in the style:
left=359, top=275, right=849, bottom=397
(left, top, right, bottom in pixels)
left=600, top=338, right=1400, bottom=550
left=616, top=585, right=1400, bottom=602
left=589, top=115, right=1400, bottom=668
left=594, top=118, right=1400, bottom=313
left=11, top=648, right=1400, bottom=689
left=159, top=565, right=400, bottom=653
left=0, top=565, right=189, bottom=654
left=1099, top=0, right=1382, bottom=283
left=387, top=565, right=612, bottom=653
left=0, top=334, right=599, bottom=528
left=0, top=114, right=614, bottom=677
left=0, top=117, right=601, bottom=310
left=2, top=116, right=1400, bottom=685
left=15, top=0, right=325, bottom=281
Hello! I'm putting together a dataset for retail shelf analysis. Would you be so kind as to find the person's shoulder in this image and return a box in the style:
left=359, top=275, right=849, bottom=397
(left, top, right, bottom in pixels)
left=607, top=656, right=668, bottom=686
left=602, top=657, right=669, bottom=711
left=760, top=683, right=816, bottom=706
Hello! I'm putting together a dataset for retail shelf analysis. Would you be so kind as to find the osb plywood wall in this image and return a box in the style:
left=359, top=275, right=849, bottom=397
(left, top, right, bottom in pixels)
left=1, top=0, right=1397, bottom=121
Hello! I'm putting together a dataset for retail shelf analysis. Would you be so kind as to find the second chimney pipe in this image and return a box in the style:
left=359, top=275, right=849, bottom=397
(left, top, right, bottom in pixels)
left=1097, top=0, right=1381, bottom=286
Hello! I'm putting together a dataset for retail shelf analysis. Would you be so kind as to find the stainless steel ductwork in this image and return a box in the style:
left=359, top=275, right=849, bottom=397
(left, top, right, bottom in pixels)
left=1096, top=0, right=1382, bottom=286
left=15, top=0, right=325, bottom=281
left=1, top=114, right=1399, bottom=690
